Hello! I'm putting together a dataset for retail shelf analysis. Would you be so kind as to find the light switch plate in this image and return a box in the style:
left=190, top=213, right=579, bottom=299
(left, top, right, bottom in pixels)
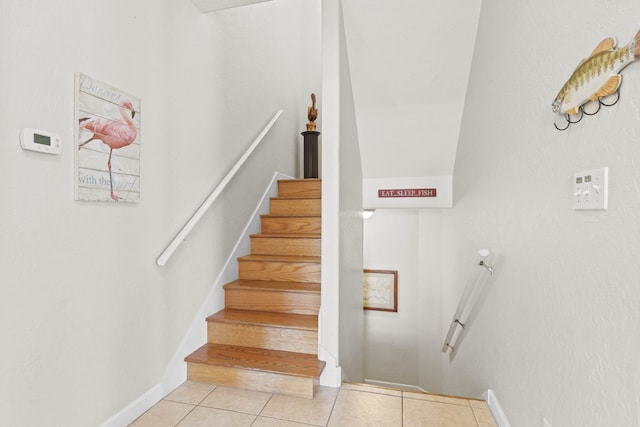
left=573, top=167, right=608, bottom=210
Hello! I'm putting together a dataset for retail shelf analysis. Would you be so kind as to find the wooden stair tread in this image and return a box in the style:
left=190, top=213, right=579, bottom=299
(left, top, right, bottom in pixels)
left=224, top=280, right=320, bottom=293
left=207, top=309, right=318, bottom=331
left=272, top=196, right=321, bottom=200
left=251, top=232, right=320, bottom=239
left=186, top=343, right=325, bottom=378
left=261, top=214, right=321, bottom=218
left=278, top=179, right=321, bottom=184
left=238, top=254, right=320, bottom=263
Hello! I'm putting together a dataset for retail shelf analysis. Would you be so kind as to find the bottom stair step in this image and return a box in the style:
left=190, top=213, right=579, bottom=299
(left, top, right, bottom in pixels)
left=185, top=343, right=325, bottom=398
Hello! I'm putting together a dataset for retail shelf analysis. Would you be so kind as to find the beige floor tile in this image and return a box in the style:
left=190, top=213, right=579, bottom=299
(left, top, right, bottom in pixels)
left=252, top=416, right=318, bottom=427
left=129, top=400, right=194, bottom=427
left=199, top=385, right=272, bottom=415
left=327, top=389, right=402, bottom=427
left=260, top=386, right=339, bottom=426
left=164, top=381, right=217, bottom=405
left=177, top=406, right=256, bottom=427
left=403, top=391, right=472, bottom=407
left=468, top=399, right=489, bottom=409
left=472, top=406, right=497, bottom=427
left=403, top=398, right=478, bottom=427
left=341, top=382, right=402, bottom=397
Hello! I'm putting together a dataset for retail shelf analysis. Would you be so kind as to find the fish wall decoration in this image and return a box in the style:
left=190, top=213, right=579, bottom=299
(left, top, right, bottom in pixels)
left=552, top=29, right=640, bottom=130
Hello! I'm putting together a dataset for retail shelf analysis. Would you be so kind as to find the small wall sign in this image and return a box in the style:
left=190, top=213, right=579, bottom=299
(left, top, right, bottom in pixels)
left=378, top=188, right=437, bottom=198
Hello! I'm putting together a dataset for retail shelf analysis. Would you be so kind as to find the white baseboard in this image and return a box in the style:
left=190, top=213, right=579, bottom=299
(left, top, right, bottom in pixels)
left=485, top=389, right=511, bottom=427
left=318, top=344, right=341, bottom=387
left=99, top=384, right=162, bottom=427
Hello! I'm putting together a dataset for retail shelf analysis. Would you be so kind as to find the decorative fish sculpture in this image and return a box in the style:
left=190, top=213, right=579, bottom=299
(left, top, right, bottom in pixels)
left=552, top=29, right=640, bottom=118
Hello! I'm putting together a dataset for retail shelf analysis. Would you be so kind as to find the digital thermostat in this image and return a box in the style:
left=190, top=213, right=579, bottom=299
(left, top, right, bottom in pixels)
left=20, top=128, right=62, bottom=155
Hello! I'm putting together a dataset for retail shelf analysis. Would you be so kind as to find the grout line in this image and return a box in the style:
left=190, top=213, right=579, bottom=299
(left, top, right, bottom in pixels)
left=470, top=405, right=480, bottom=427
left=251, top=414, right=321, bottom=426
left=197, top=385, right=218, bottom=405
left=185, top=402, right=267, bottom=424
left=152, top=382, right=488, bottom=427
left=158, top=383, right=217, bottom=427
left=341, top=386, right=403, bottom=398
left=259, top=392, right=275, bottom=414
left=401, top=390, right=404, bottom=427
left=249, top=393, right=276, bottom=426
left=402, top=396, right=473, bottom=407
left=173, top=403, right=197, bottom=427
left=324, top=387, right=341, bottom=426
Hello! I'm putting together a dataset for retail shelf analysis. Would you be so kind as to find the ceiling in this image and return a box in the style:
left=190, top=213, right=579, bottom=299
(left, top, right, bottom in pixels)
left=341, top=0, right=482, bottom=179
left=191, top=0, right=483, bottom=179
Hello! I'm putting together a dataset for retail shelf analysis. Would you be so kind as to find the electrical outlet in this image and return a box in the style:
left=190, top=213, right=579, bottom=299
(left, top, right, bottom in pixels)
left=573, top=167, right=608, bottom=210
left=543, top=416, right=552, bottom=427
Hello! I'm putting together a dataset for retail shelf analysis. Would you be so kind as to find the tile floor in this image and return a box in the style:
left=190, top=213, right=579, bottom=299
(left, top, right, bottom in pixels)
left=130, top=381, right=497, bottom=427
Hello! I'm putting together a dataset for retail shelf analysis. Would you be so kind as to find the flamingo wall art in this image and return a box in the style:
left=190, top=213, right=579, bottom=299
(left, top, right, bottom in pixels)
left=74, top=73, right=141, bottom=202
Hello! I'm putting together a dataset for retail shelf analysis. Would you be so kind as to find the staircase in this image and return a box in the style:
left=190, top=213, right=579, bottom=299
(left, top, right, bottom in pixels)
left=185, top=179, right=325, bottom=399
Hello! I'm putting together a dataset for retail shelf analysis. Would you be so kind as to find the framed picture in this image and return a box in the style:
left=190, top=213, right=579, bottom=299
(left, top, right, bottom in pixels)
left=363, top=269, right=398, bottom=312
left=74, top=72, right=141, bottom=203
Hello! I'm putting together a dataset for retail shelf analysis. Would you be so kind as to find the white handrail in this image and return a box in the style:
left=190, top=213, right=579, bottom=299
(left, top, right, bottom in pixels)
left=156, top=110, right=283, bottom=266
left=442, top=249, right=495, bottom=352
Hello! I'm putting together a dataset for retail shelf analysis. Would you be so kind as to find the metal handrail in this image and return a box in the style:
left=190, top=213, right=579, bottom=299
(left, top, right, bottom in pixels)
left=442, top=249, right=495, bottom=352
left=156, top=110, right=283, bottom=266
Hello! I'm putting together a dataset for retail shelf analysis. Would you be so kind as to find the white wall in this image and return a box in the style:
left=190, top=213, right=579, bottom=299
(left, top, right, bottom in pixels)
left=441, top=1, right=640, bottom=426
left=319, top=0, right=364, bottom=386
left=337, top=4, right=364, bottom=381
left=363, top=209, right=444, bottom=391
left=319, top=0, right=342, bottom=387
left=363, top=210, right=420, bottom=386
left=418, top=209, right=444, bottom=392
left=0, top=0, right=320, bottom=425
left=340, top=0, right=481, bottom=180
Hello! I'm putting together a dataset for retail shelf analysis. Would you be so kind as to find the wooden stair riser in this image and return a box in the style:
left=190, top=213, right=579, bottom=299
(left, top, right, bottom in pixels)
left=278, top=179, right=321, bottom=198
left=187, top=363, right=318, bottom=399
left=238, top=259, right=320, bottom=283
left=225, top=289, right=320, bottom=315
left=251, top=236, right=320, bottom=257
left=270, top=198, right=320, bottom=216
left=261, top=216, right=321, bottom=234
left=208, top=322, right=318, bottom=354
